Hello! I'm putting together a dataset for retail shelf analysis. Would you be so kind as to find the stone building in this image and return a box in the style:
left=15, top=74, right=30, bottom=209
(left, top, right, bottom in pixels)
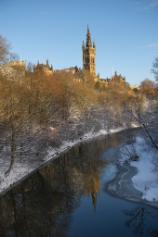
left=82, top=27, right=96, bottom=77
left=34, top=60, right=53, bottom=76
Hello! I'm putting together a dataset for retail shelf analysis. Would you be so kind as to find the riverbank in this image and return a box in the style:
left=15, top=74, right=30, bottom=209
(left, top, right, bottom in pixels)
left=106, top=136, right=158, bottom=208
left=0, top=126, right=136, bottom=197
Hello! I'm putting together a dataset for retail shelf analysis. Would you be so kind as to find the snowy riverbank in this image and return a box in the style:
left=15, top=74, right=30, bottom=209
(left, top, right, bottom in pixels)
left=107, top=135, right=158, bottom=208
left=0, top=126, right=131, bottom=197
left=131, top=137, right=158, bottom=202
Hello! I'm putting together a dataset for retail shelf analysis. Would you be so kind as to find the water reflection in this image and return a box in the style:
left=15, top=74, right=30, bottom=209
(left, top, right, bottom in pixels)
left=124, top=206, right=158, bottom=237
left=0, top=136, right=109, bottom=237
left=124, top=207, right=147, bottom=235
left=0, top=129, right=157, bottom=237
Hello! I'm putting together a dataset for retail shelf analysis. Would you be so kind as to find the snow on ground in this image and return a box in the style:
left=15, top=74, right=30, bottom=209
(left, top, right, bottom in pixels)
left=0, top=126, right=129, bottom=196
left=130, top=137, right=158, bottom=202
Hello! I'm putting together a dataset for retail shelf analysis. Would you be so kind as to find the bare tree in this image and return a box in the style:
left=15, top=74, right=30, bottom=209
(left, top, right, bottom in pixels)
left=130, top=106, right=158, bottom=152
left=140, top=79, right=157, bottom=98
left=0, top=35, right=10, bottom=64
left=152, top=57, right=158, bottom=81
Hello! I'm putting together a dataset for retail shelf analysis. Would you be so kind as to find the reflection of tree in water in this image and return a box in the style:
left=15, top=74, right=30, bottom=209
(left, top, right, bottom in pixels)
left=124, top=207, right=146, bottom=235
left=41, top=139, right=107, bottom=210
left=0, top=138, right=108, bottom=237
left=124, top=206, right=158, bottom=236
left=0, top=130, right=140, bottom=236
left=0, top=173, right=77, bottom=237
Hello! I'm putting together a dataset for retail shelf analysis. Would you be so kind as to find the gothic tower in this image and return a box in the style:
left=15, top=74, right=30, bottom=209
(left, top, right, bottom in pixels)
left=82, top=27, right=96, bottom=77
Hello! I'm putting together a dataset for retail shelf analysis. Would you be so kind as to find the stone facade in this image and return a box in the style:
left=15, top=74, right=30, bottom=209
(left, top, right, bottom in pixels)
left=34, top=60, right=53, bottom=76
left=82, top=27, right=96, bottom=77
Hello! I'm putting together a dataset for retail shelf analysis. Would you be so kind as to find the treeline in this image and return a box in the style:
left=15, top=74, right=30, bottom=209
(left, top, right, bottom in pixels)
left=0, top=35, right=157, bottom=174
left=0, top=63, right=142, bottom=172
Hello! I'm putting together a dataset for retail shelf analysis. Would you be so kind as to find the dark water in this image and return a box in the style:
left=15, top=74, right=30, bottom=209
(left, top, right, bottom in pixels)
left=0, top=129, right=158, bottom=237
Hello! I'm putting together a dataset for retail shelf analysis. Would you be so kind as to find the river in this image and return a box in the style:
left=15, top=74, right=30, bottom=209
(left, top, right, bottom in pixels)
left=0, top=129, right=158, bottom=237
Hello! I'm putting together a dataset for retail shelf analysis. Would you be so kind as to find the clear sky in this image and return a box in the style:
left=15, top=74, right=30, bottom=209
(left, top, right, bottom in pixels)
left=0, top=0, right=158, bottom=84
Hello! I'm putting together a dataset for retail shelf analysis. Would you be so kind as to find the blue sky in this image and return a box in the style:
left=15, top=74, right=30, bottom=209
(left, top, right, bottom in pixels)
left=0, top=0, right=158, bottom=84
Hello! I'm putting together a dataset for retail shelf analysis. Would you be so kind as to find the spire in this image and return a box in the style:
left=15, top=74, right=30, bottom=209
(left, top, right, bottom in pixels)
left=86, top=25, right=92, bottom=47
left=82, top=40, right=85, bottom=50
left=46, top=59, right=49, bottom=67
left=93, top=41, right=96, bottom=48
left=91, top=192, right=97, bottom=210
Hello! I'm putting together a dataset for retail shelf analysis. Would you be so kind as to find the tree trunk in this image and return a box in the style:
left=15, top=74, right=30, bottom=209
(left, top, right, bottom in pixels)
left=5, top=121, right=16, bottom=175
